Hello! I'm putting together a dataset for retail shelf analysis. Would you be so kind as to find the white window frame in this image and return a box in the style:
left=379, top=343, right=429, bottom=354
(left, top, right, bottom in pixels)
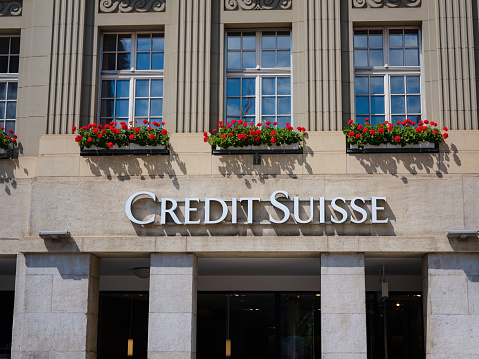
left=225, top=29, right=293, bottom=126
left=98, top=31, right=164, bottom=127
left=0, top=35, right=20, bottom=132
left=353, top=27, right=423, bottom=124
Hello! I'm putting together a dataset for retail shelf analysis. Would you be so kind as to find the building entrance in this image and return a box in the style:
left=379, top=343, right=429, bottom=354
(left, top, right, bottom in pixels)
left=197, top=292, right=321, bottom=359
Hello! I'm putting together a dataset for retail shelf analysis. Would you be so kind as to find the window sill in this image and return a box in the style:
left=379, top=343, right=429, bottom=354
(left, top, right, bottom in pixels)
left=80, top=144, right=169, bottom=156
left=347, top=142, right=439, bottom=154
left=0, top=147, right=14, bottom=159
left=212, top=143, right=302, bottom=155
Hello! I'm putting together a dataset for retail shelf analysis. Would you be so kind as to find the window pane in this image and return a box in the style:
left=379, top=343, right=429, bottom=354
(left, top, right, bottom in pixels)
left=242, top=78, right=255, bottom=96
left=150, top=99, right=163, bottom=117
left=118, top=35, right=131, bottom=52
left=0, top=38, right=9, bottom=54
left=407, top=115, right=421, bottom=123
left=228, top=51, right=240, bottom=68
left=135, top=99, right=149, bottom=117
left=151, top=52, right=164, bottom=70
left=369, top=31, right=383, bottom=48
left=137, top=53, right=150, bottom=70
left=370, top=116, right=384, bottom=125
left=0, top=83, right=6, bottom=100
left=356, top=96, right=369, bottom=114
left=262, top=50, right=276, bottom=67
left=277, top=50, right=290, bottom=67
left=136, top=80, right=149, bottom=97
left=152, top=35, right=164, bottom=51
left=277, top=97, right=291, bottom=115
left=0, top=56, right=8, bottom=73
left=102, top=53, right=116, bottom=71
left=9, top=56, right=19, bottom=73
left=262, top=32, right=276, bottom=49
left=370, top=76, right=384, bottom=95
left=277, top=31, right=291, bottom=49
left=103, top=34, right=116, bottom=51
left=277, top=77, right=291, bottom=95
left=262, top=78, right=275, bottom=95
left=276, top=116, right=290, bottom=128
left=354, top=49, right=368, bottom=67
left=117, top=53, right=131, bottom=70
left=227, top=33, right=241, bottom=50
left=101, top=99, right=114, bottom=117
left=242, top=51, right=256, bottom=68
left=404, top=30, right=419, bottom=47
left=407, top=95, right=421, bottom=113
left=262, top=116, right=275, bottom=124
left=5, top=120, right=14, bottom=132
left=242, top=98, right=255, bottom=116
left=242, top=33, right=256, bottom=50
left=11, top=37, right=20, bottom=54
left=116, top=99, right=129, bottom=117
left=369, top=49, right=383, bottom=66
left=406, top=76, right=420, bottom=94
left=391, top=76, right=405, bottom=94
left=389, top=30, right=403, bottom=47
left=151, top=79, right=163, bottom=97
left=392, top=115, right=406, bottom=123
left=227, top=97, right=241, bottom=116
left=7, top=83, right=17, bottom=100
left=355, top=77, right=369, bottom=95
left=6, top=102, right=16, bottom=119
left=405, top=49, right=419, bottom=66
left=137, top=34, right=151, bottom=51
left=227, top=78, right=240, bottom=96
left=391, top=96, right=405, bottom=114
left=389, top=49, right=404, bottom=66
left=354, top=31, right=368, bottom=48
left=371, top=96, right=384, bottom=114
left=262, top=97, right=276, bottom=115
left=0, top=102, right=4, bottom=118
left=116, top=80, right=129, bottom=98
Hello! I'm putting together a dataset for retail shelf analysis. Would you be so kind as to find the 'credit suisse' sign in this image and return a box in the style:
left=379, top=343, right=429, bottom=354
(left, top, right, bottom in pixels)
left=125, top=191, right=389, bottom=225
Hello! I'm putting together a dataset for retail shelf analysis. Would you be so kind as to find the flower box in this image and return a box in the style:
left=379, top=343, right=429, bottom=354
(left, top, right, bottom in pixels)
left=80, top=144, right=168, bottom=156
left=213, top=142, right=302, bottom=155
left=348, top=141, right=438, bottom=153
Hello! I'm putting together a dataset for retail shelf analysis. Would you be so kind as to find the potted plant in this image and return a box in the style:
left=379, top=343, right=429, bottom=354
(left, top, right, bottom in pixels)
left=0, top=127, right=17, bottom=158
left=204, top=120, right=305, bottom=153
left=343, top=118, right=448, bottom=152
left=73, top=120, right=170, bottom=155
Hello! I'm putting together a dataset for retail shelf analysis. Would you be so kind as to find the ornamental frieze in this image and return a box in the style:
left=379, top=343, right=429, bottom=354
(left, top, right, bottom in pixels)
left=352, top=0, right=421, bottom=8
left=225, top=0, right=292, bottom=11
left=99, top=0, right=166, bottom=13
left=0, top=1, right=22, bottom=16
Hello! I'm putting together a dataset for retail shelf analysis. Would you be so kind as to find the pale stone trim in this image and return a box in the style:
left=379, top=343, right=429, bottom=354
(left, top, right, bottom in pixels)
left=224, top=0, right=292, bottom=11
left=0, top=1, right=22, bottom=16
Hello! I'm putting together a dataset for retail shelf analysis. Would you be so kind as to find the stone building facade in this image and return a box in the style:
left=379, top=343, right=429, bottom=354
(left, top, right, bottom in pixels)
left=0, top=0, right=479, bottom=358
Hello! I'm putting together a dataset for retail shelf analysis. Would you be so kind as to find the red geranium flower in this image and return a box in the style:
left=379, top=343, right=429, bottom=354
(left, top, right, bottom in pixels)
left=107, top=142, right=114, bottom=148
left=221, top=134, right=227, bottom=138
left=370, top=130, right=375, bottom=135
left=443, top=133, right=449, bottom=139
left=356, top=134, right=361, bottom=139
left=271, top=131, right=276, bottom=136
left=271, top=137, right=277, bottom=143
left=348, top=131, right=354, bottom=137
left=75, top=135, right=82, bottom=142
left=204, top=137, right=208, bottom=142
left=442, top=127, right=448, bottom=131
left=149, top=134, right=155, bottom=139
left=135, top=127, right=140, bottom=134
left=432, top=130, right=437, bottom=135
left=129, top=134, right=135, bottom=140
left=97, top=133, right=102, bottom=138
left=72, top=126, right=77, bottom=132
left=93, top=128, right=99, bottom=134
left=161, top=129, right=167, bottom=135
left=348, top=120, right=354, bottom=125
left=203, top=132, right=208, bottom=136
left=8, top=129, right=13, bottom=134
left=395, top=136, right=401, bottom=143
left=87, top=138, right=92, bottom=142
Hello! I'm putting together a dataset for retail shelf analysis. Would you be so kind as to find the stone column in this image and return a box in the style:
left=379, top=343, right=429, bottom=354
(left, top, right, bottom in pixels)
left=423, top=253, right=479, bottom=358
left=321, top=253, right=367, bottom=359
left=11, top=253, right=100, bottom=359
left=148, top=253, right=198, bottom=359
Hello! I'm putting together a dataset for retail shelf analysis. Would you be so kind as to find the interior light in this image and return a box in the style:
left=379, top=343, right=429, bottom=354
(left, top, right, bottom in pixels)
left=396, top=302, right=400, bottom=307
left=127, top=339, right=133, bottom=356
left=226, top=339, right=232, bottom=357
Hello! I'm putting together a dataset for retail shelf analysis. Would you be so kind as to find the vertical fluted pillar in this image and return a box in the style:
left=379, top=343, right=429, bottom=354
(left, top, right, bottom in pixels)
left=173, top=0, right=211, bottom=133
left=304, top=0, right=342, bottom=131
left=47, top=0, right=86, bottom=134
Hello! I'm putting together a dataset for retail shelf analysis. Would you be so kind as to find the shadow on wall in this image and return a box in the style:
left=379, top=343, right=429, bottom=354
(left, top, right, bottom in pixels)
left=350, top=143, right=460, bottom=175
left=83, top=152, right=186, bottom=189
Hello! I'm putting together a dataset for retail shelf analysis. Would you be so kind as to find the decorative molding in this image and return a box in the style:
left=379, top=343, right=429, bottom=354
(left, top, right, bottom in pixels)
left=352, top=0, right=421, bottom=8
left=0, top=1, right=22, bottom=16
left=225, top=0, right=292, bottom=11
left=99, top=0, right=166, bottom=13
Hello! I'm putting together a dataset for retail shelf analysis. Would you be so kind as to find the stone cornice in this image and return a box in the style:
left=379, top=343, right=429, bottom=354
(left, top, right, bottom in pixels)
left=352, top=0, right=421, bottom=8
left=99, top=0, right=166, bottom=13
left=225, top=0, right=292, bottom=11
left=0, top=1, right=22, bottom=16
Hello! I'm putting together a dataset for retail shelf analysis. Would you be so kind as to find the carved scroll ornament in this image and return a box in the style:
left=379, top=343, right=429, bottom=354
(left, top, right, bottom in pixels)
left=225, top=0, right=292, bottom=11
left=99, top=0, right=166, bottom=13
left=0, top=1, right=22, bottom=16
left=352, top=0, right=421, bottom=8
